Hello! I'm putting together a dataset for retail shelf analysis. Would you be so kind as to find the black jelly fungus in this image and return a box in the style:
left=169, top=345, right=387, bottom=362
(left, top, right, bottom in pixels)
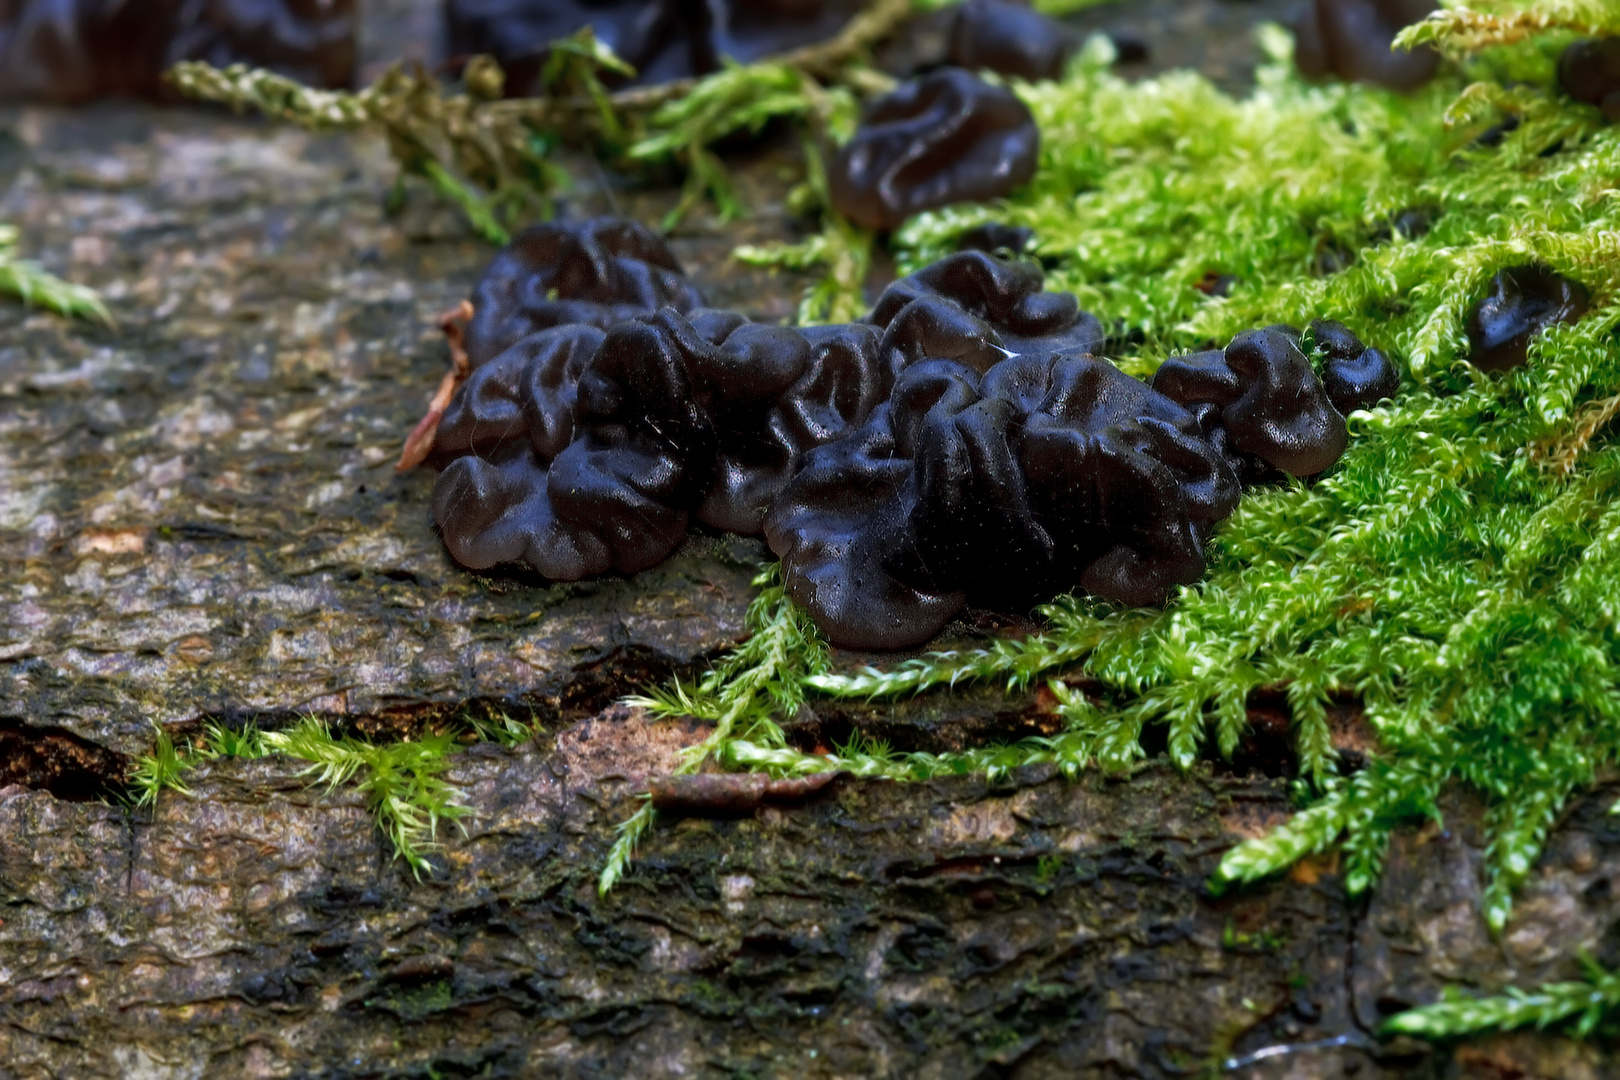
left=1465, top=264, right=1590, bottom=373
left=957, top=222, right=1036, bottom=256
left=867, top=250, right=1105, bottom=362
left=0, top=0, right=355, bottom=102
left=765, top=353, right=1244, bottom=650
left=432, top=229, right=1370, bottom=651
left=1152, top=327, right=1348, bottom=477
left=445, top=0, right=866, bottom=92
left=1307, top=319, right=1400, bottom=414
left=1290, top=0, right=1440, bottom=93
left=948, top=0, right=1080, bottom=82
left=828, top=67, right=1040, bottom=233
left=1558, top=38, right=1620, bottom=121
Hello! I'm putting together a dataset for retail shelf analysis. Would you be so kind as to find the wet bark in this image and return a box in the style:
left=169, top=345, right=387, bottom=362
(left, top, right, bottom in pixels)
left=2, top=2, right=1618, bottom=1077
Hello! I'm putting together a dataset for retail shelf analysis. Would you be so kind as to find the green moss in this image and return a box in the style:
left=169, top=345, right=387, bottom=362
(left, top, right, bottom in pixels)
left=128, top=727, right=193, bottom=808
left=1383, top=951, right=1620, bottom=1040
left=0, top=224, right=110, bottom=324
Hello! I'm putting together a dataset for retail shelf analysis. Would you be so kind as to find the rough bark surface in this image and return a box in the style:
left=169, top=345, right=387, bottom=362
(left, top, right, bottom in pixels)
left=2, top=2, right=1618, bottom=1077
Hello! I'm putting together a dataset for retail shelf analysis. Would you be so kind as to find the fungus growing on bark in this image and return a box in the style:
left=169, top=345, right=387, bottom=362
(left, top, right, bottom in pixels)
left=0, top=0, right=355, bottom=102
left=764, top=354, right=1245, bottom=650
left=433, top=307, right=894, bottom=577
left=828, top=67, right=1040, bottom=232
left=1558, top=38, right=1620, bottom=121
left=948, top=0, right=1079, bottom=83
left=1289, top=0, right=1440, bottom=93
left=1464, top=264, right=1590, bottom=373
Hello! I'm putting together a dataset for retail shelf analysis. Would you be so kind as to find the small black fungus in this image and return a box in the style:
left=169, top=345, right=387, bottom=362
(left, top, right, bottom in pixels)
left=1558, top=38, right=1620, bottom=121
left=1151, top=327, right=1348, bottom=478
left=956, top=221, right=1035, bottom=257
left=445, top=0, right=866, bottom=92
left=1368, top=207, right=1434, bottom=245
left=1306, top=319, right=1400, bottom=414
left=463, top=217, right=704, bottom=369
left=866, top=250, right=1105, bottom=366
left=1465, top=264, right=1590, bottom=373
left=828, top=67, right=1040, bottom=233
left=0, top=0, right=355, bottom=103
left=1290, top=0, right=1440, bottom=93
left=947, top=0, right=1079, bottom=82
left=765, top=354, right=1244, bottom=650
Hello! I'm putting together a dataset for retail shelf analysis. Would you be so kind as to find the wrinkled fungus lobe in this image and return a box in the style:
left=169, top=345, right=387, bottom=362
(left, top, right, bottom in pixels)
left=1558, top=38, right=1620, bottom=121
left=948, top=0, right=1079, bottom=83
left=1465, top=264, right=1590, bottom=373
left=866, top=250, right=1105, bottom=367
left=828, top=67, right=1040, bottom=232
left=0, top=0, right=355, bottom=102
left=445, top=0, right=866, bottom=91
left=1290, top=0, right=1439, bottom=93
left=1151, top=327, right=1349, bottom=479
left=433, top=293, right=899, bottom=579
left=463, top=217, right=704, bottom=368
left=1308, top=318, right=1400, bottom=415
left=768, top=322, right=1358, bottom=650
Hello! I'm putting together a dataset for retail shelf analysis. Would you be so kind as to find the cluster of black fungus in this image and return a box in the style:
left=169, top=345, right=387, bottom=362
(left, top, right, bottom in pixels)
left=766, top=319, right=1388, bottom=649
left=1558, top=38, right=1620, bottom=122
left=1465, top=264, right=1591, bottom=373
left=948, top=0, right=1079, bottom=83
left=431, top=220, right=1389, bottom=650
left=1290, top=0, right=1439, bottom=93
left=828, top=67, right=1040, bottom=232
left=0, top=0, right=355, bottom=102
left=445, top=0, right=866, bottom=92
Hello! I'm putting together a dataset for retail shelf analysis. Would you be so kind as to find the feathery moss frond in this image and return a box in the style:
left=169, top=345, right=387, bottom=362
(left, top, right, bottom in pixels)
left=0, top=225, right=111, bottom=323
left=1384, top=953, right=1620, bottom=1040
left=127, top=728, right=193, bottom=808
left=262, top=717, right=470, bottom=876
left=602, top=565, right=828, bottom=893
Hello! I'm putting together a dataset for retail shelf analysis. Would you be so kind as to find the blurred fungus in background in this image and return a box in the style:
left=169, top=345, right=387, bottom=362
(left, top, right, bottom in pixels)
left=444, top=0, right=870, bottom=93
left=0, top=0, right=356, bottom=102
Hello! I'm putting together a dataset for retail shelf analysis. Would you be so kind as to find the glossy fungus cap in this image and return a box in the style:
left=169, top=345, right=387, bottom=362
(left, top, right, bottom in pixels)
left=948, top=0, right=1080, bottom=82
left=462, top=217, right=703, bottom=368
left=828, top=67, right=1040, bottom=232
left=1290, top=0, right=1440, bottom=93
left=1307, top=319, right=1400, bottom=414
left=434, top=306, right=894, bottom=580
left=1465, top=264, right=1590, bottom=373
left=1152, top=328, right=1348, bottom=477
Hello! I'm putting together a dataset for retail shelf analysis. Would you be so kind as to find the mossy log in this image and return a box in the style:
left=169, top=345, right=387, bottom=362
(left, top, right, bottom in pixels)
left=3, top=1, right=1620, bottom=1076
